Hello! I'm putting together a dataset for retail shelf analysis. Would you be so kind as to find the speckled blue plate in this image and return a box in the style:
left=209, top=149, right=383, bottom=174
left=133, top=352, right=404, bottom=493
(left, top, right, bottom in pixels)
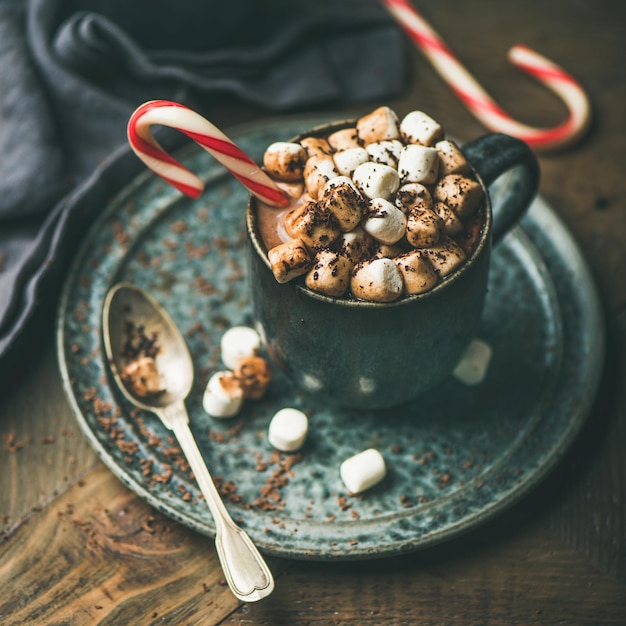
left=57, top=116, right=604, bottom=560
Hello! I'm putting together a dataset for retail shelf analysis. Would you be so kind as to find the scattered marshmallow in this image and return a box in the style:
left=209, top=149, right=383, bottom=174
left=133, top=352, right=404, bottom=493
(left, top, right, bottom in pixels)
left=268, top=238, right=312, bottom=284
left=321, top=177, right=365, bottom=232
left=121, top=356, right=164, bottom=397
left=362, top=198, right=407, bottom=245
left=303, top=155, right=340, bottom=200
left=395, top=183, right=433, bottom=213
left=453, top=339, right=493, bottom=385
left=434, top=174, right=483, bottom=218
left=351, top=257, right=404, bottom=302
left=398, top=144, right=440, bottom=185
left=352, top=162, right=400, bottom=200
left=333, top=147, right=370, bottom=177
left=400, top=110, right=444, bottom=146
left=366, top=140, right=403, bottom=168
left=433, top=201, right=464, bottom=237
left=334, top=226, right=376, bottom=264
left=234, top=356, right=272, bottom=399
left=406, top=207, right=444, bottom=248
left=268, top=408, right=309, bottom=452
left=356, top=106, right=400, bottom=145
left=203, top=371, right=244, bottom=419
left=374, top=243, right=405, bottom=259
left=305, top=249, right=353, bottom=297
left=262, top=142, right=307, bottom=181
left=435, top=139, right=470, bottom=176
left=422, top=236, right=467, bottom=277
left=395, top=250, right=438, bottom=295
left=340, top=448, right=387, bottom=494
left=220, top=326, right=261, bottom=370
left=284, top=201, right=340, bottom=249
left=327, top=127, right=361, bottom=151
left=299, top=136, right=333, bottom=158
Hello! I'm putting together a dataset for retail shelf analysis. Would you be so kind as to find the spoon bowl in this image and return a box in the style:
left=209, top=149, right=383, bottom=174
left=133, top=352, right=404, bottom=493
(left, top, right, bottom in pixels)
left=102, top=282, right=274, bottom=603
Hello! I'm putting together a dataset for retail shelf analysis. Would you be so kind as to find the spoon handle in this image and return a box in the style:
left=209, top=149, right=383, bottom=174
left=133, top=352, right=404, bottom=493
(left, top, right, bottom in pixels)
left=158, top=401, right=275, bottom=602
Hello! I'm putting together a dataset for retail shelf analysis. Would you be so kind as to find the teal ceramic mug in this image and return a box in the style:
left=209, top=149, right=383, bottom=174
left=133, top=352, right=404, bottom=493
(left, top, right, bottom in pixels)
left=246, top=123, right=539, bottom=409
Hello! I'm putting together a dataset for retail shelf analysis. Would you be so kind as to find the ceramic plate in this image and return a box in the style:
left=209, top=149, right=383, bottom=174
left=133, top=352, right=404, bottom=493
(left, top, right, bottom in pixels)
left=57, top=116, right=604, bottom=560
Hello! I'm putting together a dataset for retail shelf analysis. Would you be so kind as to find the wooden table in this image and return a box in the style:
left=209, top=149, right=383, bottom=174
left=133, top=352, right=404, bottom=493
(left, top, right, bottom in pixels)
left=2, top=1, right=625, bottom=623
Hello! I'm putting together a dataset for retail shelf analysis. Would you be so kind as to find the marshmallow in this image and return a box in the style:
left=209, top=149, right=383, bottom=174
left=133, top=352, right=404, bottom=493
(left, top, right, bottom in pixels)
left=434, top=174, right=484, bottom=218
left=220, top=326, right=261, bottom=370
left=327, top=127, right=361, bottom=151
left=395, top=250, right=439, bottom=295
left=422, top=236, right=467, bottom=277
left=300, top=136, right=333, bottom=158
left=203, top=371, right=244, bottom=419
left=435, top=139, right=470, bottom=176
left=234, top=356, right=272, bottom=399
left=334, top=226, right=376, bottom=264
left=398, top=144, right=440, bottom=185
left=351, top=257, right=404, bottom=302
left=333, top=147, right=370, bottom=177
left=121, top=356, right=164, bottom=397
left=321, top=178, right=366, bottom=232
left=262, top=142, right=307, bottom=182
left=374, top=243, right=405, bottom=259
left=406, top=207, right=444, bottom=248
left=273, top=179, right=304, bottom=200
left=284, top=201, right=341, bottom=249
left=362, top=198, right=407, bottom=245
left=356, top=106, right=400, bottom=145
left=352, top=162, right=400, bottom=200
left=366, top=140, right=403, bottom=168
left=340, top=448, right=386, bottom=494
left=395, top=183, right=433, bottom=214
left=453, top=339, right=493, bottom=385
left=433, top=201, right=464, bottom=237
left=268, top=239, right=312, bottom=284
left=303, top=155, right=340, bottom=200
left=305, top=250, right=353, bottom=297
left=268, top=408, right=309, bottom=452
left=400, top=110, right=444, bottom=146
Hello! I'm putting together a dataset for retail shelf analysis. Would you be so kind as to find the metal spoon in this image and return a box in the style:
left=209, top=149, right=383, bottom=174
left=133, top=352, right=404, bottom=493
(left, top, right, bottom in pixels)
left=102, top=282, right=274, bottom=602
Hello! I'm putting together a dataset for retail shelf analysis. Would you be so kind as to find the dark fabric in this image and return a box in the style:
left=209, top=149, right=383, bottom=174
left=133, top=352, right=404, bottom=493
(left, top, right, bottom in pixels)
left=0, top=0, right=407, bottom=374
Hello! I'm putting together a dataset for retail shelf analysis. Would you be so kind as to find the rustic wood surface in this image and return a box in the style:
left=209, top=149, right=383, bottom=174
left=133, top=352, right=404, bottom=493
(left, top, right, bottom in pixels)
left=1, top=0, right=625, bottom=623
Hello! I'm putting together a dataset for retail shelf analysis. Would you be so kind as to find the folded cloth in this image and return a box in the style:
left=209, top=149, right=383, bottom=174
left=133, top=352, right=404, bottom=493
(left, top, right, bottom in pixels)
left=0, top=0, right=407, bottom=377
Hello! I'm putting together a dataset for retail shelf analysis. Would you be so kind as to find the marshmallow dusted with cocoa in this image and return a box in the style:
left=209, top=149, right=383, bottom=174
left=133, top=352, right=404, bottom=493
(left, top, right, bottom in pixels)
left=261, top=106, right=486, bottom=302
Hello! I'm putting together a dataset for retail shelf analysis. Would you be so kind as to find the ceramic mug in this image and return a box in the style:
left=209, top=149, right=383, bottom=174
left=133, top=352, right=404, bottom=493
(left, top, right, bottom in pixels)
left=246, top=122, right=539, bottom=409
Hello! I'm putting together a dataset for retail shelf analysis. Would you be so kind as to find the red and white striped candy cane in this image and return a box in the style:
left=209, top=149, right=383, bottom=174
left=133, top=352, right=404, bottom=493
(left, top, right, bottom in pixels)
left=382, top=0, right=591, bottom=150
left=127, top=100, right=289, bottom=206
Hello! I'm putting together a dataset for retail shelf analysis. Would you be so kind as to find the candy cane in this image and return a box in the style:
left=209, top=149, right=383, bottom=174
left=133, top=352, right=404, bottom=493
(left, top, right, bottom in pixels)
left=382, top=0, right=591, bottom=150
left=127, top=100, right=289, bottom=206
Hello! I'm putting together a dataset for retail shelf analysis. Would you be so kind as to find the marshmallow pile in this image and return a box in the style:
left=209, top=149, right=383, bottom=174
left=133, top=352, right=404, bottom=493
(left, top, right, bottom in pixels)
left=262, top=106, right=484, bottom=302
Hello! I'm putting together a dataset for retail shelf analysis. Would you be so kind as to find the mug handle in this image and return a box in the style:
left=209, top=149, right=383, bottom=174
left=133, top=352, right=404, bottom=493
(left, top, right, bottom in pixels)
left=462, top=133, right=540, bottom=245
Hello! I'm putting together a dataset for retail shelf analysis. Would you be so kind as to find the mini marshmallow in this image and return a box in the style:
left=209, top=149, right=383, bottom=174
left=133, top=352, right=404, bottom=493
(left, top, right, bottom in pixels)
left=305, top=249, right=353, bottom=297
left=398, top=145, right=440, bottom=185
left=234, top=356, right=272, bottom=399
left=453, top=339, right=493, bottom=385
left=395, top=250, right=439, bottom=295
left=262, top=142, right=307, bottom=182
left=333, top=147, right=370, bottom=177
left=284, top=201, right=341, bottom=249
left=268, top=238, right=312, bottom=283
left=334, top=226, right=376, bottom=264
left=374, top=243, right=405, bottom=259
left=220, top=326, right=261, bottom=370
left=356, top=106, right=400, bottom=145
left=395, top=183, right=433, bottom=214
left=303, top=155, right=340, bottom=200
left=268, top=408, right=309, bottom=452
left=400, top=110, right=444, bottom=146
left=366, top=140, right=403, bottom=168
left=121, top=356, right=164, bottom=397
left=203, top=371, right=244, bottom=419
left=434, top=201, right=464, bottom=236
left=362, top=198, right=407, bottom=245
left=321, top=178, right=365, bottom=232
left=351, top=257, right=404, bottom=302
left=434, top=174, right=484, bottom=218
left=435, top=139, right=470, bottom=176
left=340, top=448, right=386, bottom=494
left=300, top=136, right=333, bottom=158
left=406, top=207, right=444, bottom=248
left=327, top=127, right=361, bottom=151
left=352, top=162, right=400, bottom=200
left=273, top=179, right=304, bottom=200
left=423, top=236, right=467, bottom=276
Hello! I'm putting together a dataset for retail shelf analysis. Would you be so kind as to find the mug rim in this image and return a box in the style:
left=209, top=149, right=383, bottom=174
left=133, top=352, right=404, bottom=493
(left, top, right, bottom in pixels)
left=246, top=119, right=492, bottom=309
